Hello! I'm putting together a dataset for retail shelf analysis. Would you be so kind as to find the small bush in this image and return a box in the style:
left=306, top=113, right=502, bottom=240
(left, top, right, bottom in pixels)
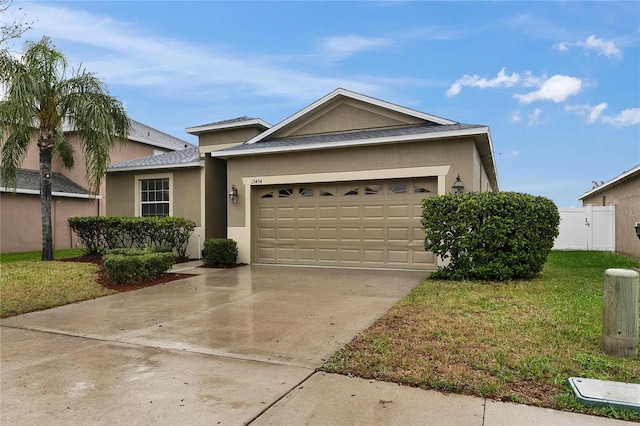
left=203, top=238, right=238, bottom=267
left=103, top=249, right=174, bottom=284
left=422, top=191, right=560, bottom=281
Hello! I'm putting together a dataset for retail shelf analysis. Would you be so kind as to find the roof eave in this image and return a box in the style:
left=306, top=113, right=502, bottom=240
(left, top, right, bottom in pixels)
left=0, top=187, right=102, bottom=199
left=108, top=161, right=204, bottom=173
left=212, top=126, right=490, bottom=158
left=185, top=119, right=272, bottom=135
left=578, top=164, right=640, bottom=200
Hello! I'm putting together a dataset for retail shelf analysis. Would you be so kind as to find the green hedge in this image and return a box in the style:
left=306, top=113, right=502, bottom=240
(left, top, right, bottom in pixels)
left=203, top=238, right=238, bottom=267
left=103, top=249, right=175, bottom=285
left=421, top=192, right=560, bottom=281
left=68, top=216, right=195, bottom=258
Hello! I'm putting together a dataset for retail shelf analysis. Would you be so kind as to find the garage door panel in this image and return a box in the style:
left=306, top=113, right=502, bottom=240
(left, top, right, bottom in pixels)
left=277, top=247, right=295, bottom=261
left=363, top=205, right=384, bottom=219
left=298, top=248, right=316, bottom=261
left=278, top=228, right=295, bottom=241
left=298, top=228, right=316, bottom=241
left=388, top=250, right=410, bottom=264
left=318, top=227, right=338, bottom=241
left=319, top=248, right=338, bottom=262
left=341, top=249, right=361, bottom=262
left=388, top=204, right=411, bottom=219
left=258, top=207, right=276, bottom=220
left=363, top=227, right=385, bottom=241
left=339, top=205, right=361, bottom=219
left=363, top=250, right=384, bottom=263
left=255, top=179, right=437, bottom=269
left=258, top=247, right=275, bottom=261
left=341, top=227, right=361, bottom=241
left=319, top=206, right=338, bottom=219
left=277, top=207, right=295, bottom=220
left=388, top=227, right=409, bottom=241
left=259, top=227, right=276, bottom=240
left=297, top=206, right=316, bottom=219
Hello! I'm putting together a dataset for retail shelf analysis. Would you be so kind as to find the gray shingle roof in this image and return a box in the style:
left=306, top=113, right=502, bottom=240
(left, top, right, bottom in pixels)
left=0, top=169, right=89, bottom=195
left=109, top=146, right=202, bottom=171
left=191, top=116, right=260, bottom=128
left=216, top=123, right=486, bottom=154
left=128, top=119, right=193, bottom=151
left=63, top=119, right=193, bottom=152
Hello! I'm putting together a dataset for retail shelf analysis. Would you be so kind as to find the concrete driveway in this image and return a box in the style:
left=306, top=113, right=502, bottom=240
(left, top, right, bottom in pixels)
left=0, top=264, right=424, bottom=425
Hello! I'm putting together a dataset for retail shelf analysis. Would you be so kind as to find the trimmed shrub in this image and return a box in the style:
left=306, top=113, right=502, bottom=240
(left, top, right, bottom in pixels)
left=203, top=238, right=238, bottom=267
left=421, top=191, right=560, bottom=281
left=103, top=248, right=174, bottom=285
left=69, top=216, right=195, bottom=258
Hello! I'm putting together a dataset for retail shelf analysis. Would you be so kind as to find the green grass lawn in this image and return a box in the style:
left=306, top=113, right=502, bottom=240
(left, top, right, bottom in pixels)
left=0, top=248, right=115, bottom=317
left=322, top=251, right=640, bottom=421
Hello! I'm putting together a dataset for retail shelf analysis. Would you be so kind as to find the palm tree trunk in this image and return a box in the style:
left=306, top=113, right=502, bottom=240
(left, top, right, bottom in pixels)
left=39, top=142, right=54, bottom=261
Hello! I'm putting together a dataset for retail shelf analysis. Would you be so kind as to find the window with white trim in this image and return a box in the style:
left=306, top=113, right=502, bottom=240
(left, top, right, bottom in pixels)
left=140, top=178, right=170, bottom=216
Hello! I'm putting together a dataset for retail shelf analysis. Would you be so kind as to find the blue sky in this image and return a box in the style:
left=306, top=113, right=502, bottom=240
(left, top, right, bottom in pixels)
left=5, top=1, right=640, bottom=207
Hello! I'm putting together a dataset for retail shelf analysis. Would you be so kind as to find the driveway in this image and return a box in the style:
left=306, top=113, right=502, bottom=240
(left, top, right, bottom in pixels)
left=0, top=265, right=424, bottom=425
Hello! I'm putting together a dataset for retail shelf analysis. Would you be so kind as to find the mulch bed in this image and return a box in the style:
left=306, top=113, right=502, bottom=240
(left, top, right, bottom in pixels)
left=61, top=255, right=196, bottom=293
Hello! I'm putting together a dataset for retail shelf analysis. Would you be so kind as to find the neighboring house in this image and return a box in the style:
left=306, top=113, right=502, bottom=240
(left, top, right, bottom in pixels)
left=579, top=164, right=640, bottom=259
left=0, top=119, right=192, bottom=253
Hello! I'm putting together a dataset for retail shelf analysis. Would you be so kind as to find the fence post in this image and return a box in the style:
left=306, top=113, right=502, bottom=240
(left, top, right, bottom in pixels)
left=602, top=268, right=639, bottom=357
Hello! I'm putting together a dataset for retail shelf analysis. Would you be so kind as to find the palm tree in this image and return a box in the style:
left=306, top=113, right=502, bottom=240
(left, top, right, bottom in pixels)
left=0, top=36, right=129, bottom=260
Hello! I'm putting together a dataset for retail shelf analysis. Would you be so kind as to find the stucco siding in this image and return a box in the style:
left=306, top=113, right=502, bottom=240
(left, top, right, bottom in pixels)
left=107, top=167, right=203, bottom=226
left=226, top=137, right=477, bottom=229
left=199, top=127, right=263, bottom=148
left=1, top=193, right=97, bottom=253
left=283, top=100, right=423, bottom=137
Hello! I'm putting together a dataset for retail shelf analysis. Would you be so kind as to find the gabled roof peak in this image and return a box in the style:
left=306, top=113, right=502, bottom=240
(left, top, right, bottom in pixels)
left=244, top=88, right=457, bottom=145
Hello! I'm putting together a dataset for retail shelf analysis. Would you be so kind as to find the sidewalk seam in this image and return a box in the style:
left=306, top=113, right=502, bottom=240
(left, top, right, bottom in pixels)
left=246, top=370, right=317, bottom=425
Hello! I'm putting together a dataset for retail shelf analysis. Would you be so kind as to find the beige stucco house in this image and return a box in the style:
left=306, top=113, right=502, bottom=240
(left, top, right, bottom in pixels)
left=106, top=88, right=499, bottom=269
left=0, top=120, right=192, bottom=253
left=579, top=164, right=640, bottom=259
left=185, top=88, right=498, bottom=270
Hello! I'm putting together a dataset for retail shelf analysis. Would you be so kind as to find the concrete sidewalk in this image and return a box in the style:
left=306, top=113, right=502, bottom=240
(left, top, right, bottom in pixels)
left=1, top=264, right=635, bottom=425
left=253, top=372, right=634, bottom=425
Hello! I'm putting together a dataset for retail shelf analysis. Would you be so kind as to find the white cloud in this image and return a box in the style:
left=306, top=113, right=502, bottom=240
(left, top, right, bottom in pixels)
left=528, top=108, right=543, bottom=125
left=554, top=35, right=622, bottom=59
left=446, top=68, right=520, bottom=97
left=580, top=35, right=622, bottom=58
left=319, top=35, right=391, bottom=60
left=515, top=75, right=582, bottom=104
left=565, top=103, right=640, bottom=127
left=15, top=3, right=395, bottom=102
left=510, top=110, right=522, bottom=123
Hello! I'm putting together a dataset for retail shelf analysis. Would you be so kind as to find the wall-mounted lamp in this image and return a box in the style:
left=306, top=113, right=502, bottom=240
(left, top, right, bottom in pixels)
left=452, top=174, right=465, bottom=194
left=635, top=222, right=640, bottom=240
left=229, top=185, right=239, bottom=204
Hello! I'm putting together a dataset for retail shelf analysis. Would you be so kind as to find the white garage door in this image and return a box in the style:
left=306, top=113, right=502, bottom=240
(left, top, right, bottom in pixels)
left=254, top=178, right=437, bottom=270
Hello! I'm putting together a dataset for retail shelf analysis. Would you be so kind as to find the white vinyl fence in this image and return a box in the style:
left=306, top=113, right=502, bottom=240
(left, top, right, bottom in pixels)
left=553, top=205, right=616, bottom=251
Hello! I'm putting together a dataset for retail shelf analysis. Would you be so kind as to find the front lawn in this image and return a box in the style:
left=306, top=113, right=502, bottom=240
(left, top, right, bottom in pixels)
left=322, top=251, right=640, bottom=421
left=0, top=258, right=116, bottom=318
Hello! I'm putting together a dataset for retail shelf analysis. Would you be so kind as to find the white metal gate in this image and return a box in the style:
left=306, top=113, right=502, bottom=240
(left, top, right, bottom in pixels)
left=554, top=205, right=616, bottom=251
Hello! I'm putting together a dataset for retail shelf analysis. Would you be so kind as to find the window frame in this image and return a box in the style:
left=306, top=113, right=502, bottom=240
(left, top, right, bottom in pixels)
left=135, top=173, right=173, bottom=217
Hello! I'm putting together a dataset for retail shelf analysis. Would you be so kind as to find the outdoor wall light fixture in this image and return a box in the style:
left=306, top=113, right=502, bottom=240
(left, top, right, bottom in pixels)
left=452, top=174, right=465, bottom=194
left=229, top=185, right=239, bottom=204
left=635, top=222, right=640, bottom=240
